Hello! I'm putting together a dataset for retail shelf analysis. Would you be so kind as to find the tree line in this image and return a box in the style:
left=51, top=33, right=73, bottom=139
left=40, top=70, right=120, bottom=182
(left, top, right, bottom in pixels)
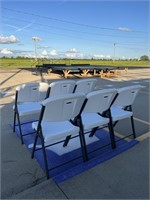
left=0, top=55, right=149, bottom=61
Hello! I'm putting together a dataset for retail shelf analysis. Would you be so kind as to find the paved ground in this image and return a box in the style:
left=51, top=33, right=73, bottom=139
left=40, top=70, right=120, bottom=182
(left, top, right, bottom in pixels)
left=0, top=67, right=150, bottom=199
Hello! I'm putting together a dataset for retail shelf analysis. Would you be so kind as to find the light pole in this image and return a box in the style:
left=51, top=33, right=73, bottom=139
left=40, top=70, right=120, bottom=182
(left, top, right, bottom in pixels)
left=32, top=36, right=41, bottom=62
left=113, top=43, right=117, bottom=61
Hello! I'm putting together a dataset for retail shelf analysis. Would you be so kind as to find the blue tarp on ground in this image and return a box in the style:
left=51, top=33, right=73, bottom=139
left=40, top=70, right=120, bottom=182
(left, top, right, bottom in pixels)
left=12, top=121, right=139, bottom=183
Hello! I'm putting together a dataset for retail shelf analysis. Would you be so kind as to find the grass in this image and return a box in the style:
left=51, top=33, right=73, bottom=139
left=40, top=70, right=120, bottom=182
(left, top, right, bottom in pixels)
left=0, top=58, right=149, bottom=70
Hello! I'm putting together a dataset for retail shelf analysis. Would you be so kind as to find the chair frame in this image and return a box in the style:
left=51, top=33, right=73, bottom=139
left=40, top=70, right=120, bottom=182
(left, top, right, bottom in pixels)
left=13, top=82, right=49, bottom=144
left=76, top=89, right=118, bottom=159
left=111, top=104, right=136, bottom=139
left=31, top=94, right=88, bottom=179
left=110, top=85, right=143, bottom=139
left=13, top=90, right=24, bottom=143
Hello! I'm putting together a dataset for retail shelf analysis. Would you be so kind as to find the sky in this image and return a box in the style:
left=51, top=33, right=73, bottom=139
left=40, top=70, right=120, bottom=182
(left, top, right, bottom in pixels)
left=0, top=0, right=149, bottom=60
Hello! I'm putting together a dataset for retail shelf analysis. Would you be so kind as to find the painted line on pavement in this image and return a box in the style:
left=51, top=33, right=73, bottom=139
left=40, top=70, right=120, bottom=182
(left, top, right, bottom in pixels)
left=136, top=132, right=150, bottom=141
left=134, top=117, right=150, bottom=125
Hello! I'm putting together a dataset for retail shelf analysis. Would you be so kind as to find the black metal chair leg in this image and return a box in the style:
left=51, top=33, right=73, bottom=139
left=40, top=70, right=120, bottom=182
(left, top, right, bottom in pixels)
left=131, top=116, right=136, bottom=138
left=112, top=120, right=118, bottom=128
left=76, top=117, right=88, bottom=162
left=16, top=113, right=24, bottom=144
left=107, top=109, right=116, bottom=149
left=31, top=133, right=39, bottom=158
left=13, top=111, right=17, bottom=132
left=79, top=126, right=88, bottom=162
left=89, top=127, right=98, bottom=137
left=63, top=135, right=71, bottom=147
left=108, top=123, right=116, bottom=149
left=41, top=137, right=49, bottom=179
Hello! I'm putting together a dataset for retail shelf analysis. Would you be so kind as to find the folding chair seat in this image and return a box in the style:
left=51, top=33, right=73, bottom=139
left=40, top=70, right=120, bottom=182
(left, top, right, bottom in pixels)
left=31, top=93, right=86, bottom=179
left=46, top=80, right=76, bottom=98
left=13, top=82, right=49, bottom=144
left=110, top=85, right=143, bottom=138
left=73, top=78, right=97, bottom=94
left=78, top=88, right=118, bottom=159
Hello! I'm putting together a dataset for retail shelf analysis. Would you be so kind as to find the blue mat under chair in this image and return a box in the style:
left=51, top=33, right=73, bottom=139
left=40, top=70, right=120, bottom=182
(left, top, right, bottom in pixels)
left=12, top=120, right=139, bottom=183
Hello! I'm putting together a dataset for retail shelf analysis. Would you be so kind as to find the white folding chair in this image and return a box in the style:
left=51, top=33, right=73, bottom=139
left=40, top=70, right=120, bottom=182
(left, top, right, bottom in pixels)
left=13, top=82, right=49, bottom=144
left=31, top=93, right=86, bottom=179
left=78, top=88, right=118, bottom=159
left=46, top=80, right=76, bottom=98
left=110, top=85, right=143, bottom=139
left=73, top=78, right=97, bottom=94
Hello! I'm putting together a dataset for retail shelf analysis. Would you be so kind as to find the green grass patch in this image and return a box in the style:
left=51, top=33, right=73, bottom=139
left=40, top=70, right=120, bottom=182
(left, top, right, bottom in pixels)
left=0, top=58, right=149, bottom=70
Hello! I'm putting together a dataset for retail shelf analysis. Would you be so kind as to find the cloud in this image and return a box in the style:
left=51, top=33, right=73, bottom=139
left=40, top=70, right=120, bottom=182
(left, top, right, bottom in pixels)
left=68, top=48, right=95, bottom=59
left=41, top=50, right=49, bottom=58
left=93, top=54, right=111, bottom=59
left=63, top=48, right=97, bottom=59
left=65, top=53, right=76, bottom=58
left=105, top=55, right=111, bottom=59
left=0, top=35, right=19, bottom=44
left=42, top=50, right=48, bottom=56
left=65, top=48, right=80, bottom=58
left=23, top=54, right=34, bottom=58
left=49, top=49, right=57, bottom=56
left=93, top=54, right=104, bottom=59
left=66, top=48, right=78, bottom=53
left=0, top=48, right=13, bottom=55
left=38, top=45, right=52, bottom=49
left=118, top=27, right=132, bottom=32
left=13, top=49, right=33, bottom=54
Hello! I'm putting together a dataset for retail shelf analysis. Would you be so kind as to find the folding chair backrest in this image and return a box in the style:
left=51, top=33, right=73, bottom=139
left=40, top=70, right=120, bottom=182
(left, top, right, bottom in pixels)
left=16, top=82, right=49, bottom=102
left=83, top=89, right=118, bottom=113
left=16, top=83, right=40, bottom=102
left=38, top=82, right=49, bottom=101
left=113, top=85, right=142, bottom=107
left=74, top=78, right=97, bottom=94
left=49, top=80, right=76, bottom=97
left=42, top=93, right=85, bottom=122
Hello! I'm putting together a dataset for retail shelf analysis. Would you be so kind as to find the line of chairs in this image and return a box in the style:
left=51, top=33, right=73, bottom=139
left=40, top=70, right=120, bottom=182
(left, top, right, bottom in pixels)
left=13, top=78, right=97, bottom=144
left=13, top=78, right=143, bottom=179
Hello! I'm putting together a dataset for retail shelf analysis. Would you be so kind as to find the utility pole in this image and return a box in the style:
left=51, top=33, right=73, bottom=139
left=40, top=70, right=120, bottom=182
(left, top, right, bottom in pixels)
left=113, top=43, right=117, bottom=61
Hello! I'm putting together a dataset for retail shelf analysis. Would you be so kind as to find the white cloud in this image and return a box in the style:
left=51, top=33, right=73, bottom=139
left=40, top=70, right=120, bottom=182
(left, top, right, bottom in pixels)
left=93, top=54, right=104, bottom=59
left=118, top=27, right=132, bottom=32
left=42, top=50, right=48, bottom=56
left=49, top=49, right=57, bottom=56
left=93, top=54, right=111, bottom=59
left=77, top=53, right=84, bottom=59
left=0, top=48, right=13, bottom=55
left=0, top=35, right=18, bottom=44
left=38, top=45, right=52, bottom=49
left=105, top=55, right=111, bottom=59
left=41, top=50, right=49, bottom=58
left=67, top=48, right=78, bottom=53
left=23, top=54, right=34, bottom=58
left=65, top=53, right=77, bottom=58
left=65, top=48, right=80, bottom=58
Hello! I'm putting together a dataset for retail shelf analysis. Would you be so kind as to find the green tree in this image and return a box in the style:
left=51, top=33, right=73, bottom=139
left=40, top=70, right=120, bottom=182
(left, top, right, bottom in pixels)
left=140, top=55, right=149, bottom=61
